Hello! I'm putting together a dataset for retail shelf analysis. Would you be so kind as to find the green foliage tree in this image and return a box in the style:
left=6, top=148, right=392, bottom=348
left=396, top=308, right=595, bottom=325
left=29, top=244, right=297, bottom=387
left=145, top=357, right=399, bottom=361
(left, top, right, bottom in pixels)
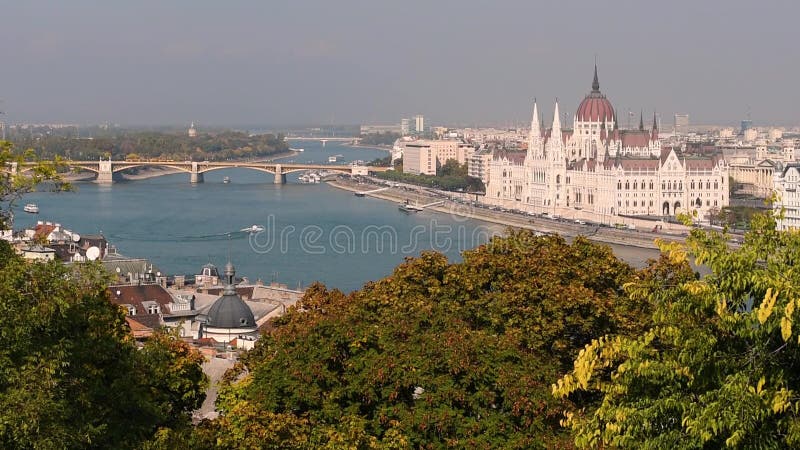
left=0, top=140, right=69, bottom=228
left=205, top=231, right=645, bottom=448
left=554, top=211, right=800, bottom=449
left=0, top=247, right=208, bottom=449
left=10, top=130, right=288, bottom=162
left=376, top=160, right=484, bottom=192
left=360, top=132, right=401, bottom=146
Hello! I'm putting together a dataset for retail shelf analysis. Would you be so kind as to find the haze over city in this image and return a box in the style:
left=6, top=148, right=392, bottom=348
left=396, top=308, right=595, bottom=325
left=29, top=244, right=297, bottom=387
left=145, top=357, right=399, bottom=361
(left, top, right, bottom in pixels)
left=2, top=0, right=799, bottom=127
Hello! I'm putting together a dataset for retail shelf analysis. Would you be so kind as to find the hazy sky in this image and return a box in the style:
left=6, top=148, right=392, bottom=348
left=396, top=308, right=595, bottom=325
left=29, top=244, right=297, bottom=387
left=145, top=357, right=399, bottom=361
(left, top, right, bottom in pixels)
left=2, top=1, right=799, bottom=127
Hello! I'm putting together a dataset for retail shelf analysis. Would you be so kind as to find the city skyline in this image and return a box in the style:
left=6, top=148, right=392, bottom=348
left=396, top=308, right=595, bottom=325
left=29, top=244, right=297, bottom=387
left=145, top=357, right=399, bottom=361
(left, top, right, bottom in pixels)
left=1, top=1, right=799, bottom=127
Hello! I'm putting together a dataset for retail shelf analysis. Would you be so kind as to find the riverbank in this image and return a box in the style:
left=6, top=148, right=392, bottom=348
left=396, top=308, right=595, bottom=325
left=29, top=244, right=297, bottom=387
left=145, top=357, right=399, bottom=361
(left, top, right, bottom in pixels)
left=344, top=143, right=392, bottom=153
left=327, top=178, right=680, bottom=250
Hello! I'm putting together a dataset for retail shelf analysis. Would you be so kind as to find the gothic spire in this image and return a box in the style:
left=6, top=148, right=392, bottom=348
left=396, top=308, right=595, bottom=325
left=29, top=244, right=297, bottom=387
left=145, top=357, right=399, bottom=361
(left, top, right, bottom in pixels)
left=530, top=99, right=540, bottom=138
left=592, top=64, right=600, bottom=92
left=639, top=110, right=644, bottom=131
left=652, top=111, right=658, bottom=130
left=552, top=99, right=561, bottom=133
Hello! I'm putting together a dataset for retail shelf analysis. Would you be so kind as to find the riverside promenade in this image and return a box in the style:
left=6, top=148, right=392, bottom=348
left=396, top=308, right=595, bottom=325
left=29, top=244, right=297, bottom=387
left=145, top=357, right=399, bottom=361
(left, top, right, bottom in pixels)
left=329, top=178, right=687, bottom=250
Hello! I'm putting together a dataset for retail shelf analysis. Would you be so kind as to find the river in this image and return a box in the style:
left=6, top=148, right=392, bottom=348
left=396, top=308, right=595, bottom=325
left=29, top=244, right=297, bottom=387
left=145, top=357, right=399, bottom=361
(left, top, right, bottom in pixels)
left=13, top=140, right=659, bottom=292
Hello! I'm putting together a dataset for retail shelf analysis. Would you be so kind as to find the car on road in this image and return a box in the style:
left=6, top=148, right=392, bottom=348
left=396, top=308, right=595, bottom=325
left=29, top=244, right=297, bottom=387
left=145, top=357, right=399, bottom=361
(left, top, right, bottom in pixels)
left=574, top=219, right=587, bottom=225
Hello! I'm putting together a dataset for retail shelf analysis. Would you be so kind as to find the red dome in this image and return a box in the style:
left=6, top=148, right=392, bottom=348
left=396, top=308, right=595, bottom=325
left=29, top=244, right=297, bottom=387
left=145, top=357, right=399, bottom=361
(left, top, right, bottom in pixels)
left=575, top=65, right=615, bottom=123
left=576, top=95, right=615, bottom=122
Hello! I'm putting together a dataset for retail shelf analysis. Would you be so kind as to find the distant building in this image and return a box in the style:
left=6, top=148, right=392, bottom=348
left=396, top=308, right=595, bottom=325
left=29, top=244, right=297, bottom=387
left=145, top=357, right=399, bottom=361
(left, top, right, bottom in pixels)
left=400, top=118, right=411, bottom=136
left=403, top=141, right=436, bottom=175
left=414, top=115, right=425, bottom=134
left=674, top=114, right=689, bottom=134
left=485, top=66, right=729, bottom=221
left=741, top=119, right=753, bottom=134
left=19, top=244, right=56, bottom=261
left=774, top=163, right=800, bottom=231
left=188, top=122, right=197, bottom=138
left=360, top=124, right=402, bottom=135
left=468, top=149, right=493, bottom=185
left=196, top=262, right=221, bottom=287
left=402, top=139, right=474, bottom=175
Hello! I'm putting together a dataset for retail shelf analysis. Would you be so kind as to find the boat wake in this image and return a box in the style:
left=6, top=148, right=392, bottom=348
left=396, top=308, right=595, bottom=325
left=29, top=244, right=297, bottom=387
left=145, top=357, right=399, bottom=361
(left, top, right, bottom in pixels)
left=108, top=228, right=262, bottom=243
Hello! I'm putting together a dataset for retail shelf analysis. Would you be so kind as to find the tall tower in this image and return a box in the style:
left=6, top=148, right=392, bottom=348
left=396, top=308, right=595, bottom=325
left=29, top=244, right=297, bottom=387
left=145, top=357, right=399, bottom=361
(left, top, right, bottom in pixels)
left=526, top=100, right=541, bottom=160
left=188, top=122, right=197, bottom=138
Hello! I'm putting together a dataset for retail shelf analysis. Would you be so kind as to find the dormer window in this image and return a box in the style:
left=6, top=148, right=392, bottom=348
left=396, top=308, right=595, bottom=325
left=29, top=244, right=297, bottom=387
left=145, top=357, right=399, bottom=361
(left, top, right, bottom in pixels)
left=148, top=304, right=160, bottom=314
left=125, top=305, right=136, bottom=316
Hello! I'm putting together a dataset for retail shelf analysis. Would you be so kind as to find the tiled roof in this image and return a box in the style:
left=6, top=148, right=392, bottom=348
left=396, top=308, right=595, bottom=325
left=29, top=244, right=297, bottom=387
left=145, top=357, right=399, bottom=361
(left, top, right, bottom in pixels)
left=620, top=130, right=652, bottom=148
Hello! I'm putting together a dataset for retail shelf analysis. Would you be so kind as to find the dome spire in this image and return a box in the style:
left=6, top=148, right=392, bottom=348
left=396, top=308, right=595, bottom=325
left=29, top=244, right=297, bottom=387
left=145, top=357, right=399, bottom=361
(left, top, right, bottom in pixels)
left=592, top=64, right=600, bottom=92
left=223, top=260, right=236, bottom=295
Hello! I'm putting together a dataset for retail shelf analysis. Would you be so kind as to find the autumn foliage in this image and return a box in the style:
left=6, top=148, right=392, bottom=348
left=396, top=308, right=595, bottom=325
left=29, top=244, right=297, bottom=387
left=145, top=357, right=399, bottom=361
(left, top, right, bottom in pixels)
left=204, top=231, right=646, bottom=448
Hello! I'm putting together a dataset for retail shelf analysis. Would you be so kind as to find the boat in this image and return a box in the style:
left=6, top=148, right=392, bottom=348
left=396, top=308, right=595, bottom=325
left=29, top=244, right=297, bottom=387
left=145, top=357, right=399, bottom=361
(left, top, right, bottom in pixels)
left=290, top=148, right=305, bottom=152
left=223, top=176, right=231, bottom=184
left=328, top=154, right=344, bottom=163
left=239, top=225, right=264, bottom=233
left=398, top=200, right=423, bottom=213
left=23, top=203, right=39, bottom=214
left=298, top=171, right=321, bottom=184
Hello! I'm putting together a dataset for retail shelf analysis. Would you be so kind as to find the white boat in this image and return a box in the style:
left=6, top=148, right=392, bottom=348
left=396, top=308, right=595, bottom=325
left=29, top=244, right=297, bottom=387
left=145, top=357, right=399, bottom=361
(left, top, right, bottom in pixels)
left=328, top=154, right=343, bottom=163
left=298, top=171, right=321, bottom=184
left=223, top=176, right=231, bottom=184
left=398, top=200, right=423, bottom=213
left=23, top=203, right=39, bottom=214
left=239, top=225, right=264, bottom=233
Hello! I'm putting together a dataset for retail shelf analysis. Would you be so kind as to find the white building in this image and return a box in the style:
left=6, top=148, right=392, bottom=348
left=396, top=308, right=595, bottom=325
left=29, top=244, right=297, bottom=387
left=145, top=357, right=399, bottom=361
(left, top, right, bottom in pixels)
left=468, top=149, right=493, bottom=185
left=485, top=66, right=729, bottom=222
left=774, top=163, right=800, bottom=231
left=403, top=140, right=474, bottom=175
left=188, top=122, right=197, bottom=138
left=414, top=115, right=425, bottom=134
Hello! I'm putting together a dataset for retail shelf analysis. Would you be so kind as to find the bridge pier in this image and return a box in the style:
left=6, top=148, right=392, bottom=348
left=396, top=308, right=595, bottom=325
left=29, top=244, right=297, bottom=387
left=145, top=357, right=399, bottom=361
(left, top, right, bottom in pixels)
left=96, top=158, right=113, bottom=184
left=190, top=172, right=204, bottom=183
left=190, top=162, right=204, bottom=184
left=273, top=164, right=286, bottom=184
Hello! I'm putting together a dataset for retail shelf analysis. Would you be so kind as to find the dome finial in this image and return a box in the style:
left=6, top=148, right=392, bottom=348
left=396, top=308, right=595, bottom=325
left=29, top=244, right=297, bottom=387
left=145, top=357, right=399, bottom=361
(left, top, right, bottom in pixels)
left=592, top=63, right=600, bottom=92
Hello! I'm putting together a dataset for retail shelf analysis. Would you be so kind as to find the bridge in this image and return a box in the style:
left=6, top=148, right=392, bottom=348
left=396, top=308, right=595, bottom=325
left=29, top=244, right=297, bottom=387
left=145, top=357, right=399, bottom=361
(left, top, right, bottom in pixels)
left=285, top=137, right=360, bottom=147
left=8, top=158, right=389, bottom=184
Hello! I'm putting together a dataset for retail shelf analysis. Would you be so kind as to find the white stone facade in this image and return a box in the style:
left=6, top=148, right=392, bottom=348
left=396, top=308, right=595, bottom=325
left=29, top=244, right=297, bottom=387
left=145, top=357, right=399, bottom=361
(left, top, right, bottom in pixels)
left=484, top=67, right=729, bottom=223
left=774, top=164, right=800, bottom=231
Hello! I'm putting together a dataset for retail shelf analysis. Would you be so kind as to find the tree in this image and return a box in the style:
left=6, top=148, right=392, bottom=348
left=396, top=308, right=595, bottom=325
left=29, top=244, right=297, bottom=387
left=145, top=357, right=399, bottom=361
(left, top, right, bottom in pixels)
left=206, top=231, right=645, bottom=448
left=0, top=243, right=207, bottom=449
left=0, top=140, right=69, bottom=228
left=554, top=211, right=800, bottom=449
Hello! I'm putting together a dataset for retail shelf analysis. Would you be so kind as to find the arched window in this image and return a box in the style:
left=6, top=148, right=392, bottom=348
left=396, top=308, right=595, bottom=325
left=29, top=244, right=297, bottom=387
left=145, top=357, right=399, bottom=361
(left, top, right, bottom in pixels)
left=618, top=181, right=622, bottom=190
left=714, top=181, right=718, bottom=189
left=633, top=181, right=638, bottom=189
left=650, top=181, right=654, bottom=189
left=625, top=181, right=630, bottom=190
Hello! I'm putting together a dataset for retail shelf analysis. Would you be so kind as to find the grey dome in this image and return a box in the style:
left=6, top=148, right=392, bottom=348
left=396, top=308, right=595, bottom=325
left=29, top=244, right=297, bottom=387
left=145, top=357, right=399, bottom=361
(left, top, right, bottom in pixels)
left=206, top=260, right=255, bottom=329
left=207, top=293, right=255, bottom=328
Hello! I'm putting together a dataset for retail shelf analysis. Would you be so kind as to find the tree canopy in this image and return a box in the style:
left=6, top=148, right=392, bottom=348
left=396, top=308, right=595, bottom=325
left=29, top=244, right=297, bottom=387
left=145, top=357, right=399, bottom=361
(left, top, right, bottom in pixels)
left=10, top=130, right=288, bottom=162
left=199, top=231, right=647, bottom=449
left=0, top=245, right=208, bottom=449
left=554, top=211, right=800, bottom=448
